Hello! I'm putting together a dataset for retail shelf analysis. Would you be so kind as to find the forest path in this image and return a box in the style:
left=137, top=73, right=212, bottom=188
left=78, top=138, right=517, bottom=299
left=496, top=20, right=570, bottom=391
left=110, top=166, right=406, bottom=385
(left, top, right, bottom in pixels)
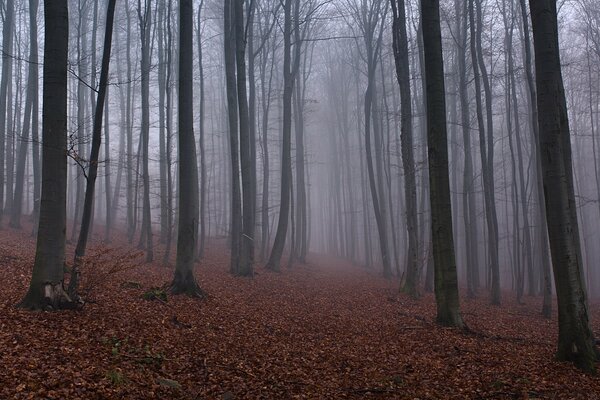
left=1, top=226, right=600, bottom=399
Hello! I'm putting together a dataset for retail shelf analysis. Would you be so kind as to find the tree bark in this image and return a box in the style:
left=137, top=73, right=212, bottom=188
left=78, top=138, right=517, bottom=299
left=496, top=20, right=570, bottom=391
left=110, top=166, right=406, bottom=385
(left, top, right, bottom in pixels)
left=68, top=0, right=117, bottom=298
left=421, top=0, right=464, bottom=328
left=171, top=0, right=203, bottom=296
left=138, top=0, right=153, bottom=262
left=265, top=0, right=297, bottom=271
left=18, top=0, right=72, bottom=310
left=10, top=0, right=40, bottom=229
left=529, top=0, right=599, bottom=372
left=391, top=0, right=419, bottom=295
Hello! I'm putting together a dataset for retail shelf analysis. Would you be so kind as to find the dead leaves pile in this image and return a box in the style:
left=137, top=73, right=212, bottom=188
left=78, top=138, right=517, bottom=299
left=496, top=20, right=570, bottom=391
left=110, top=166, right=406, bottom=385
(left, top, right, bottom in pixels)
left=1, top=227, right=600, bottom=399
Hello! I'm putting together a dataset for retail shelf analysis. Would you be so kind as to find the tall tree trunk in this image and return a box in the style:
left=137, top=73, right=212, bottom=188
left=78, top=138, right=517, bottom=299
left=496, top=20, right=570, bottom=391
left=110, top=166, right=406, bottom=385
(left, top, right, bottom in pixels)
left=18, top=0, right=72, bottom=310
left=505, top=0, right=532, bottom=304
left=421, top=0, right=464, bottom=328
left=519, top=0, right=552, bottom=315
left=138, top=0, right=153, bottom=262
left=0, top=0, right=15, bottom=224
left=163, top=0, right=175, bottom=264
left=236, top=0, right=255, bottom=276
left=10, top=0, right=39, bottom=229
left=125, top=4, right=135, bottom=243
left=457, top=0, right=479, bottom=298
left=70, top=2, right=89, bottom=242
left=68, top=0, right=117, bottom=298
left=30, top=0, right=41, bottom=232
left=224, top=0, right=242, bottom=273
left=158, top=0, right=169, bottom=243
left=196, top=0, right=207, bottom=260
left=529, top=0, right=599, bottom=372
left=104, top=88, right=112, bottom=241
left=391, top=0, right=419, bottom=295
left=265, top=0, right=297, bottom=271
left=469, top=0, right=500, bottom=305
left=171, top=0, right=203, bottom=296
left=259, top=36, right=276, bottom=261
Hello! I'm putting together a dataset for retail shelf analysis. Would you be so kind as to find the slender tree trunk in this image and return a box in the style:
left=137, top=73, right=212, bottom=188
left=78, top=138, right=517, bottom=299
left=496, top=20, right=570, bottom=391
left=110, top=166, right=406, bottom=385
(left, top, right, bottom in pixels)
left=18, top=0, right=72, bottom=310
left=68, top=0, right=117, bottom=297
left=518, top=0, right=552, bottom=318
left=391, top=0, right=419, bottom=295
left=421, top=0, right=464, bottom=328
left=125, top=5, right=135, bottom=243
left=457, top=0, right=479, bottom=298
left=0, top=0, right=15, bottom=224
left=196, top=0, right=207, bottom=259
left=236, top=0, right=255, bottom=276
left=265, top=0, right=297, bottom=272
left=163, top=0, right=175, bottom=264
left=224, top=0, right=242, bottom=273
left=10, top=0, right=40, bottom=229
left=104, top=88, right=112, bottom=241
left=469, top=0, right=500, bottom=305
left=171, top=0, right=203, bottom=296
left=158, top=0, right=169, bottom=243
left=31, top=0, right=41, bottom=232
left=259, top=39, right=275, bottom=261
left=138, top=0, right=153, bottom=262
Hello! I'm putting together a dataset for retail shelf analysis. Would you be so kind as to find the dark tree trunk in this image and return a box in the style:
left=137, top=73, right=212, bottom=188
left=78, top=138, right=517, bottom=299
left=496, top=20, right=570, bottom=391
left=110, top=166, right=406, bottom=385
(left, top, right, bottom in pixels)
left=457, top=0, right=479, bottom=298
left=0, top=0, right=15, bottom=224
left=104, top=88, right=112, bottom=242
left=18, top=0, right=72, bottom=310
left=68, top=0, right=117, bottom=298
left=196, top=0, right=207, bottom=260
left=162, top=0, right=175, bottom=264
left=236, top=0, right=255, bottom=276
left=158, top=0, right=169, bottom=244
left=421, top=0, right=464, bottom=328
left=469, top=0, right=500, bottom=305
left=529, top=0, right=599, bottom=372
left=224, top=0, right=242, bottom=273
left=138, top=0, right=153, bottom=262
left=391, top=0, right=419, bottom=295
left=125, top=5, right=135, bottom=243
left=31, top=0, right=41, bottom=232
left=10, top=0, right=39, bottom=229
left=171, top=0, right=203, bottom=296
left=518, top=0, right=552, bottom=317
left=265, top=0, right=297, bottom=272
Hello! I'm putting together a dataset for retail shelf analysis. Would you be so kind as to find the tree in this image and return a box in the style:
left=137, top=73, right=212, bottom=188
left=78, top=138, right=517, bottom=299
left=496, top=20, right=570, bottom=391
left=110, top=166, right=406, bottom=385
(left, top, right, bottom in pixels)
left=529, top=0, right=599, bottom=372
left=0, top=0, right=15, bottom=225
left=468, top=0, right=500, bottom=305
left=265, top=0, right=300, bottom=272
left=68, top=0, right=117, bottom=298
left=391, top=0, right=419, bottom=295
left=10, top=0, right=40, bottom=229
left=346, top=0, right=392, bottom=278
left=138, top=0, right=153, bottom=262
left=456, top=0, right=479, bottom=298
left=171, top=0, right=203, bottom=296
left=420, top=0, right=463, bottom=328
left=18, top=0, right=72, bottom=310
left=235, top=0, right=256, bottom=276
left=196, top=0, right=207, bottom=259
left=224, top=0, right=243, bottom=273
left=519, top=0, right=552, bottom=317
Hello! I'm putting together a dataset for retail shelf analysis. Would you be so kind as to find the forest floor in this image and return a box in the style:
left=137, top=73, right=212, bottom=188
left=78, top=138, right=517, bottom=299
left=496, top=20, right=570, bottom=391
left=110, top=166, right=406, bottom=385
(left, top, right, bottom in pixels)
left=1, top=226, right=600, bottom=399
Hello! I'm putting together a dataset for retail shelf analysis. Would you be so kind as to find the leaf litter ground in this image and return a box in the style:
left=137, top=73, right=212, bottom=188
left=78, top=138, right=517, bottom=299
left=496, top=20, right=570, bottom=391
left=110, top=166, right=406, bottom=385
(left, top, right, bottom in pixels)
left=1, top=226, right=600, bottom=399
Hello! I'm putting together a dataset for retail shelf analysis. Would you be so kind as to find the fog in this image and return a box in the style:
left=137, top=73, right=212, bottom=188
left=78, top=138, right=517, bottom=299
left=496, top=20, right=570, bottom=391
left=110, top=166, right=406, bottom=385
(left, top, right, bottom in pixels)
left=1, top=0, right=598, bottom=292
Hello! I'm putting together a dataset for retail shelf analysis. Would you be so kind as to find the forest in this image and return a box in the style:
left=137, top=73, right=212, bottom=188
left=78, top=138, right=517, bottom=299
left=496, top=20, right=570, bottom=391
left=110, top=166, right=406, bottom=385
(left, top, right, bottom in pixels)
left=1, top=0, right=600, bottom=398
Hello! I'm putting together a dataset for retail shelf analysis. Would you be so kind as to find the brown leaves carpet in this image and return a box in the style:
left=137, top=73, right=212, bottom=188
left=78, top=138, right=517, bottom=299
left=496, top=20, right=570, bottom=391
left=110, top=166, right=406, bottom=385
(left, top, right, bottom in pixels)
left=1, top=227, right=600, bottom=399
